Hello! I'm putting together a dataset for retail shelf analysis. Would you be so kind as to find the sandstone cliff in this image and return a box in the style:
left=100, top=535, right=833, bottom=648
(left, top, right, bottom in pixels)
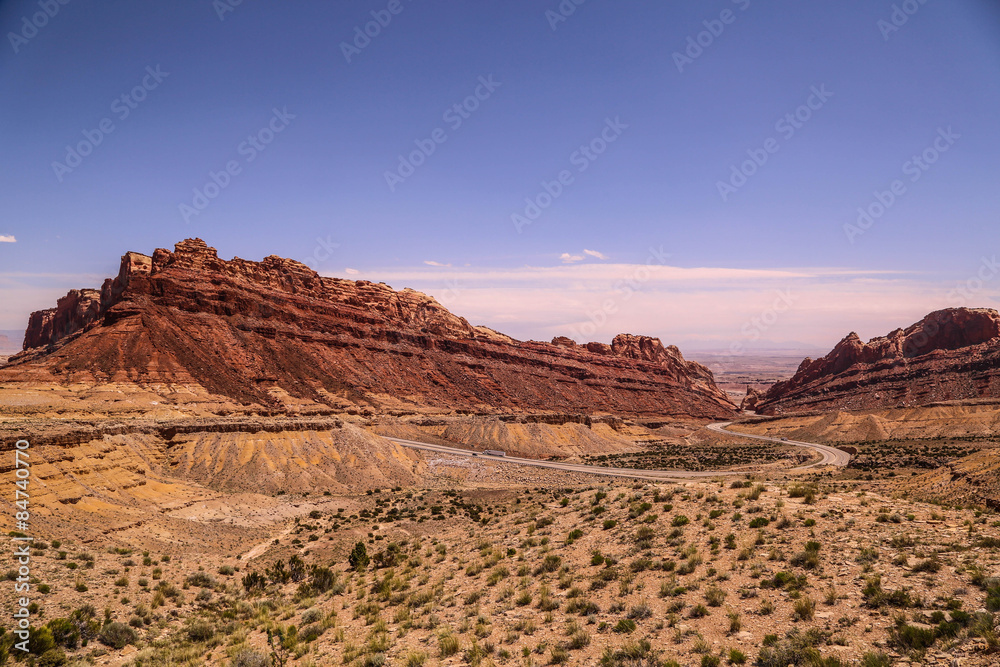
left=5, top=239, right=735, bottom=419
left=753, top=308, right=1000, bottom=414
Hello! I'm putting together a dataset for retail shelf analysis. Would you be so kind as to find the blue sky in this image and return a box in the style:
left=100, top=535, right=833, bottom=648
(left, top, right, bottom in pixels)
left=1, top=0, right=998, bottom=350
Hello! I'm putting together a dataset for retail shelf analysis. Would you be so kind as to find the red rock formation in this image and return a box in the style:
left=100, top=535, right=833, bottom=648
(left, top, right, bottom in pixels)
left=6, top=239, right=735, bottom=419
left=740, top=386, right=763, bottom=412
left=754, top=308, right=1000, bottom=414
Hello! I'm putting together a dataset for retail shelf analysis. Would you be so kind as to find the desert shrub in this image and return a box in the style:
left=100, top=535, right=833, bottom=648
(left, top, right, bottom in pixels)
left=565, top=598, right=600, bottom=615
left=439, top=630, right=460, bottom=657
left=702, top=655, right=721, bottom=667
left=349, top=542, right=370, bottom=571
left=405, top=651, right=427, bottom=667
left=599, top=639, right=658, bottom=667
left=242, top=570, right=266, bottom=593
left=671, top=515, right=690, bottom=527
left=568, top=629, right=591, bottom=649
left=787, top=484, right=817, bottom=504
left=37, top=649, right=67, bottom=667
left=860, top=652, right=891, bottom=667
left=550, top=645, right=570, bottom=664
left=535, top=554, right=561, bottom=575
left=705, top=586, right=727, bottom=607
left=231, top=648, right=270, bottom=667
left=689, top=604, right=709, bottom=618
left=856, top=546, right=879, bottom=564
left=793, top=596, right=816, bottom=621
left=187, top=621, right=215, bottom=642
left=299, top=623, right=325, bottom=642
left=309, top=566, right=338, bottom=594
left=301, top=608, right=323, bottom=625
left=98, top=622, right=137, bottom=649
left=762, top=571, right=807, bottom=591
left=911, top=558, right=941, bottom=573
left=890, top=623, right=936, bottom=651
left=627, top=603, right=652, bottom=619
left=613, top=619, right=636, bottom=633
left=46, top=618, right=79, bottom=650
left=187, top=572, right=217, bottom=588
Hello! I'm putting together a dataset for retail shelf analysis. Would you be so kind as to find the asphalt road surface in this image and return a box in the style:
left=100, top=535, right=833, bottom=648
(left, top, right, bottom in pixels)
left=384, top=422, right=849, bottom=482
left=705, top=421, right=851, bottom=467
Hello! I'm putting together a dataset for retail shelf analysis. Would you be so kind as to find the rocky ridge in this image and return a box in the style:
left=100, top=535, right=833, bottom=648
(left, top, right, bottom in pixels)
left=752, top=308, right=1000, bottom=414
left=4, top=239, right=735, bottom=418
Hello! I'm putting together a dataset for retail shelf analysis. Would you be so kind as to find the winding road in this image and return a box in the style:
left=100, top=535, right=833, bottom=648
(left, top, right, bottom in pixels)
left=384, top=421, right=849, bottom=482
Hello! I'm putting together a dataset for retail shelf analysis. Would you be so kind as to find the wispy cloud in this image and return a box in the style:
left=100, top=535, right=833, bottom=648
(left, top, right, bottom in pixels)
left=583, top=249, right=607, bottom=260
left=423, top=260, right=452, bottom=267
left=0, top=235, right=16, bottom=243
left=344, top=268, right=360, bottom=275
left=559, top=253, right=584, bottom=264
left=320, top=262, right=986, bottom=349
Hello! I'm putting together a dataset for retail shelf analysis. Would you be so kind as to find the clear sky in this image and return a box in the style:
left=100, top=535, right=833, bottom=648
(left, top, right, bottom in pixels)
left=1, top=0, right=998, bottom=352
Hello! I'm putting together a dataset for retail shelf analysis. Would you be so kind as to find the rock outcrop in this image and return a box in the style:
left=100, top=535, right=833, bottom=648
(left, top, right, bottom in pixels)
left=5, top=239, right=735, bottom=419
left=753, top=308, right=1000, bottom=414
left=740, top=386, right=763, bottom=412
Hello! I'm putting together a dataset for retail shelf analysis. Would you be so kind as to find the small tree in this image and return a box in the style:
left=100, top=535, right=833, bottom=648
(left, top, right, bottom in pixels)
left=348, top=541, right=369, bottom=571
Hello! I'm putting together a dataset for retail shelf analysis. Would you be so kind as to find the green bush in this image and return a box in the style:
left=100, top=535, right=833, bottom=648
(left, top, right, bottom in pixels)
left=46, top=618, right=79, bottom=649
left=98, top=622, right=137, bottom=650
left=349, top=542, right=370, bottom=571
left=891, top=623, right=936, bottom=651
left=613, top=619, right=636, bottom=633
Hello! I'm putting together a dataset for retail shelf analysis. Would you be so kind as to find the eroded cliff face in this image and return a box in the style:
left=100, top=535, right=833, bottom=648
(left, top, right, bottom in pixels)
left=8, top=239, right=735, bottom=419
left=755, top=308, right=1000, bottom=414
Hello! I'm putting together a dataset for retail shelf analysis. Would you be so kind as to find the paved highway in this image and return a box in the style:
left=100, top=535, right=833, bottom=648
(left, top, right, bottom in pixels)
left=705, top=422, right=851, bottom=467
left=384, top=422, right=849, bottom=482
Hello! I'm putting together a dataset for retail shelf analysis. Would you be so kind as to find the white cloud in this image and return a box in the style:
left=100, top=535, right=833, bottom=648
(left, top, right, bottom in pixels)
left=320, top=262, right=988, bottom=350
left=344, top=268, right=360, bottom=275
left=423, top=260, right=452, bottom=267
left=583, top=249, right=607, bottom=260
left=559, top=253, right=584, bottom=263
left=0, top=235, right=16, bottom=243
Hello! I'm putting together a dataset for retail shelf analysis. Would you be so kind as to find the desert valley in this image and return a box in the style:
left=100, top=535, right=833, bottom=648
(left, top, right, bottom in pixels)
left=0, top=240, right=997, bottom=667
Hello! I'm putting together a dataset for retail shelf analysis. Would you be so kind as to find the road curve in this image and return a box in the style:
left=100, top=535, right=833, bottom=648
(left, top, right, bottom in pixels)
left=706, top=422, right=851, bottom=468
left=384, top=422, right=848, bottom=482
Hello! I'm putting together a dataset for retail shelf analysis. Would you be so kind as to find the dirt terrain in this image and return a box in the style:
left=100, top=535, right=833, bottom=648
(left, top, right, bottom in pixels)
left=5, top=469, right=998, bottom=667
